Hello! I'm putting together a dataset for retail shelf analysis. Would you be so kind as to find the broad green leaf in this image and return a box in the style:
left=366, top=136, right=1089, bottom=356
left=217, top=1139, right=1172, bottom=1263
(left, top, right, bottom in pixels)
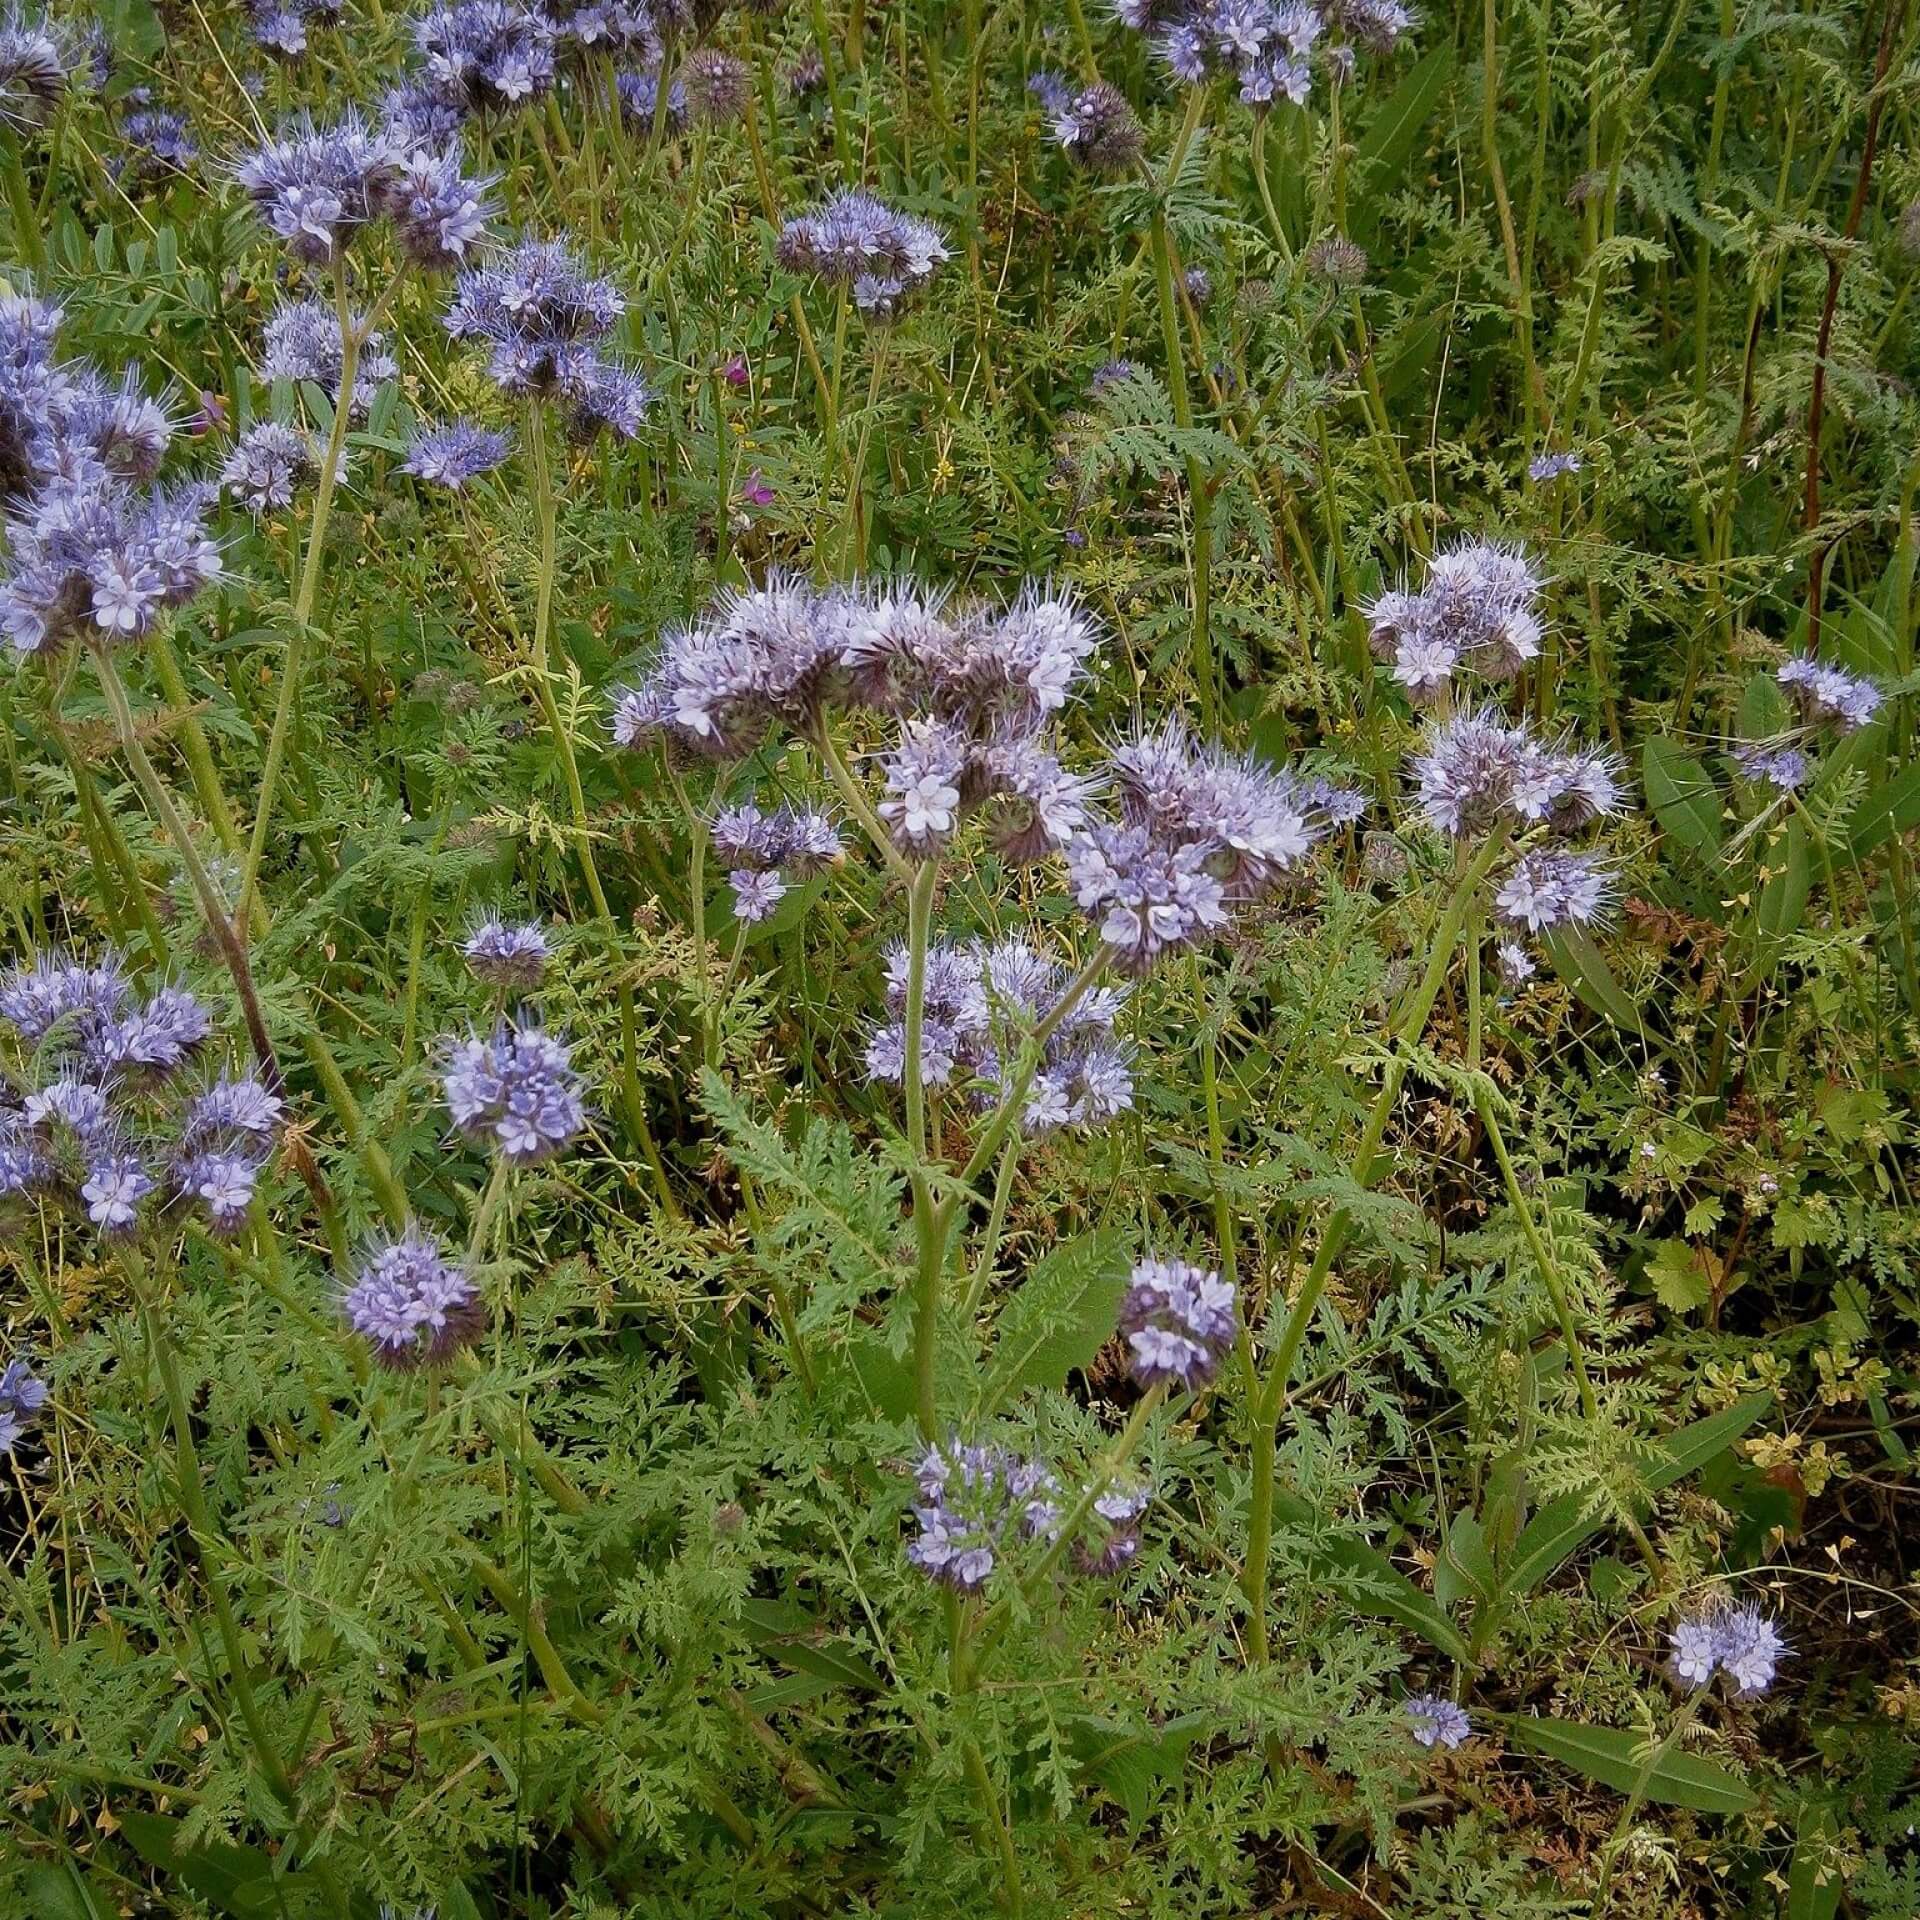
left=1497, top=1714, right=1756, bottom=1812
left=1501, top=1393, right=1771, bottom=1600
left=1642, top=738, right=1723, bottom=858
left=1270, top=1488, right=1472, bottom=1662
left=977, top=1227, right=1128, bottom=1419
left=735, top=1599, right=886, bottom=1694
left=1545, top=926, right=1645, bottom=1034
left=1351, top=47, right=1456, bottom=244
left=1069, top=1713, right=1216, bottom=1827
left=1846, top=764, right=1920, bottom=859
left=1755, top=814, right=1811, bottom=944
left=1647, top=1240, right=1712, bottom=1314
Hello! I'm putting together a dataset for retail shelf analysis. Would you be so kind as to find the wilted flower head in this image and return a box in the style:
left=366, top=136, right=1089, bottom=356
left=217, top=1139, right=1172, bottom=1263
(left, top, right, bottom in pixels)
left=442, top=1021, right=586, bottom=1163
left=463, top=913, right=550, bottom=989
left=776, top=191, right=950, bottom=318
left=235, top=109, right=401, bottom=264
left=906, top=1437, right=1060, bottom=1592
left=1118, top=1253, right=1237, bottom=1392
left=679, top=46, right=748, bottom=124
left=1776, top=656, right=1882, bottom=734
left=1029, top=71, right=1145, bottom=172
left=219, top=420, right=317, bottom=516
left=1668, top=1601, right=1790, bottom=1697
left=404, top=417, right=512, bottom=487
left=343, top=1227, right=484, bottom=1369
left=0, top=10, right=70, bottom=132
left=1405, top=1694, right=1471, bottom=1749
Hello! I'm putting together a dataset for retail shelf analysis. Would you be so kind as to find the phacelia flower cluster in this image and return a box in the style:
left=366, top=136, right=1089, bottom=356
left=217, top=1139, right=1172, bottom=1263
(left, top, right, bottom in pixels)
left=1405, top=1694, right=1471, bottom=1749
left=776, top=191, right=951, bottom=318
left=1028, top=72, right=1145, bottom=172
left=236, top=108, right=493, bottom=271
left=1668, top=1602, right=1790, bottom=1698
left=245, top=0, right=342, bottom=61
left=0, top=947, right=283, bottom=1238
left=863, top=936, right=1134, bottom=1133
left=221, top=421, right=320, bottom=516
left=445, top=236, right=650, bottom=440
left=1368, top=539, right=1548, bottom=702
left=1731, top=740, right=1810, bottom=795
left=710, top=799, right=841, bottom=924
left=342, top=1227, right=484, bottom=1369
left=463, top=913, right=552, bottom=990
left=412, top=0, right=556, bottom=116
left=905, top=1437, right=1061, bottom=1592
left=1077, top=1480, right=1153, bottom=1575
left=1070, top=724, right=1359, bottom=973
left=261, top=298, right=399, bottom=415
left=442, top=1021, right=586, bottom=1163
left=404, top=417, right=513, bottom=488
left=0, top=10, right=70, bottom=133
left=1776, top=656, right=1883, bottom=734
left=0, top=1352, right=48, bottom=1454
left=1115, top=0, right=1409, bottom=108
left=1118, top=1254, right=1238, bottom=1392
left=116, top=105, right=199, bottom=183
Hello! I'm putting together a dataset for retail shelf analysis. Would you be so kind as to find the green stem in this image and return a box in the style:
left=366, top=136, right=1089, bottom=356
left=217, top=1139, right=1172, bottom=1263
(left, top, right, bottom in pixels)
left=960, top=1134, right=1020, bottom=1318
left=904, top=862, right=947, bottom=1440
left=0, top=124, right=47, bottom=276
left=239, top=257, right=363, bottom=925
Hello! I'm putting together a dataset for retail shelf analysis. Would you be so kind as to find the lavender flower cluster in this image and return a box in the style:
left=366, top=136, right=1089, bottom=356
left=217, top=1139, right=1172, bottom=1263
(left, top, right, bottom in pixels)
left=0, top=8, right=70, bottom=132
left=1732, top=656, right=1884, bottom=795
left=235, top=106, right=493, bottom=271
left=1367, top=538, right=1547, bottom=699
left=445, top=236, right=650, bottom=439
left=1405, top=1693, right=1470, bottom=1749
left=614, top=575, right=1359, bottom=974
left=0, top=948, right=284, bottom=1238
left=0, top=293, right=220, bottom=656
left=1113, top=0, right=1411, bottom=108
left=618, top=47, right=748, bottom=132
left=342, top=1226, right=485, bottom=1370
left=1028, top=73, right=1145, bottom=173
left=246, top=0, right=342, bottom=61
left=776, top=192, right=951, bottom=318
left=710, top=800, right=842, bottom=924
left=404, top=417, right=514, bottom=488
left=1078, top=1480, right=1153, bottom=1575
left=261, top=297, right=399, bottom=415
left=1118, top=1254, right=1238, bottom=1391
left=463, top=913, right=552, bottom=990
left=115, top=101, right=199, bottom=183
left=905, top=1437, right=1061, bottom=1592
left=221, top=421, right=321, bottom=517
left=1668, top=1602, right=1790, bottom=1697
left=442, top=1022, right=586, bottom=1163
left=863, top=936, right=1134, bottom=1133
left=0, top=1352, right=48, bottom=1454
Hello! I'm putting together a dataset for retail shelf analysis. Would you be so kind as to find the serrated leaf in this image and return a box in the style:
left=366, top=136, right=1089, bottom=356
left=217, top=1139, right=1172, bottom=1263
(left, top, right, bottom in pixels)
left=976, top=1227, right=1128, bottom=1419
left=1647, top=1239, right=1712, bottom=1314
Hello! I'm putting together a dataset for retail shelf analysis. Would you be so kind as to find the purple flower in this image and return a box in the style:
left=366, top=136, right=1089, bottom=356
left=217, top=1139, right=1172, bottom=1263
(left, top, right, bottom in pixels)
left=1118, top=1254, right=1237, bottom=1392
left=177, top=1148, right=261, bottom=1234
left=1030, top=71, right=1145, bottom=171
left=109, top=101, right=197, bottom=184
left=81, top=1148, right=153, bottom=1233
left=0, top=1351, right=48, bottom=1454
left=220, top=420, right=318, bottom=516
left=463, top=913, right=550, bottom=989
left=877, top=721, right=967, bottom=855
left=1528, top=450, right=1582, bottom=482
left=379, top=141, right=495, bottom=272
left=412, top=0, right=555, bottom=115
left=1733, top=740, right=1810, bottom=793
left=183, top=1072, right=285, bottom=1144
left=729, top=868, right=787, bottom=923
left=906, top=1437, right=1060, bottom=1592
left=0, top=948, right=127, bottom=1040
left=1078, top=1479, right=1152, bottom=1574
left=1067, top=825, right=1227, bottom=974
left=22, top=1076, right=113, bottom=1142
left=441, top=1022, right=585, bottom=1163
left=1493, top=849, right=1613, bottom=934
left=776, top=191, right=950, bottom=318
left=1370, top=539, right=1544, bottom=688
left=90, top=984, right=212, bottom=1077
left=1776, top=657, right=1882, bottom=733
left=1668, top=1602, right=1790, bottom=1697
left=404, top=417, right=513, bottom=488
left=1406, top=1694, right=1471, bottom=1749
left=1409, top=708, right=1553, bottom=839
left=739, top=468, right=775, bottom=507
left=343, top=1227, right=484, bottom=1368
left=263, top=299, right=396, bottom=412
left=0, top=12, right=70, bottom=132
left=615, top=65, right=686, bottom=131
left=234, top=109, right=401, bottom=264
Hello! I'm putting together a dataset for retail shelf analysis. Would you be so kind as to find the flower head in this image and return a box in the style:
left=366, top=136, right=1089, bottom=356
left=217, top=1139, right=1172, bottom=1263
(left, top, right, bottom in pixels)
left=1030, top=71, right=1144, bottom=171
left=1406, top=1694, right=1471, bottom=1749
left=463, top=913, right=550, bottom=989
left=220, top=420, right=318, bottom=516
left=412, top=0, right=556, bottom=115
left=729, top=868, right=787, bottom=923
left=1733, top=740, right=1811, bottom=793
left=343, top=1227, right=484, bottom=1368
left=1493, top=848, right=1613, bottom=934
left=441, top=1021, right=585, bottom=1163
left=0, top=11, right=70, bottom=132
left=235, top=109, right=400, bottom=264
left=906, top=1437, right=1060, bottom=1592
left=262, top=297, right=398, bottom=414
left=776, top=191, right=950, bottom=318
left=1118, top=1254, right=1237, bottom=1392
left=1776, top=656, right=1882, bottom=734
left=1668, top=1601, right=1790, bottom=1697
left=404, top=417, right=513, bottom=488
